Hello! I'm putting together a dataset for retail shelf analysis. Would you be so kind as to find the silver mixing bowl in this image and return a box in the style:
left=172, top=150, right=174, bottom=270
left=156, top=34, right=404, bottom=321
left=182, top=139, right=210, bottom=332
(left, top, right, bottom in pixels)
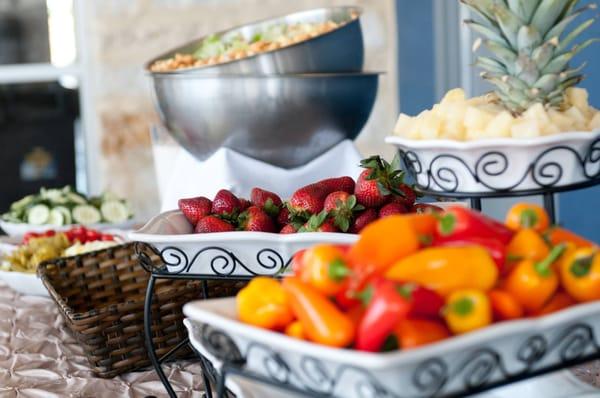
left=150, top=72, right=380, bottom=168
left=146, top=6, right=363, bottom=75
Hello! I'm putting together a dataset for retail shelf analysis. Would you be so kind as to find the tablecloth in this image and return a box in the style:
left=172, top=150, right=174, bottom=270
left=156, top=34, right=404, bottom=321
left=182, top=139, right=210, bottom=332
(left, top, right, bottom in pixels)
left=0, top=280, right=205, bottom=398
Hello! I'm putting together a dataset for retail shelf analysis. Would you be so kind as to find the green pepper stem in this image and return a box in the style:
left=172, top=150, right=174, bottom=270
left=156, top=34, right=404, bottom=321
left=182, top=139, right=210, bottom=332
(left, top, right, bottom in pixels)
left=535, top=244, right=567, bottom=277
left=328, top=258, right=351, bottom=282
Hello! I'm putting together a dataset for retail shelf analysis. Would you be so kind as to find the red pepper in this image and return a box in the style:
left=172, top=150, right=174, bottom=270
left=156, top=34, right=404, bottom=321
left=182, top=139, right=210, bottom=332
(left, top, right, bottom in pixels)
left=397, top=282, right=445, bottom=319
left=432, top=236, right=507, bottom=273
left=436, top=206, right=513, bottom=245
left=355, top=278, right=411, bottom=352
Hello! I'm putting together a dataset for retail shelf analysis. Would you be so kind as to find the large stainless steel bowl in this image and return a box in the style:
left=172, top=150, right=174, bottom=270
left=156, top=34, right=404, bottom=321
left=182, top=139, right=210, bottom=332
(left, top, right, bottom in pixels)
left=146, top=6, right=363, bottom=75
left=150, top=72, right=380, bottom=168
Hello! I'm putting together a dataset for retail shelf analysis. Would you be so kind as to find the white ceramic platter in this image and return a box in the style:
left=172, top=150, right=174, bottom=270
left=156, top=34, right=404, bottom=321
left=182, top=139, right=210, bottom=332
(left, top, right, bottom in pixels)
left=129, top=210, right=358, bottom=277
left=0, top=242, right=48, bottom=296
left=0, top=219, right=137, bottom=238
left=184, top=297, right=600, bottom=398
left=386, top=131, right=600, bottom=194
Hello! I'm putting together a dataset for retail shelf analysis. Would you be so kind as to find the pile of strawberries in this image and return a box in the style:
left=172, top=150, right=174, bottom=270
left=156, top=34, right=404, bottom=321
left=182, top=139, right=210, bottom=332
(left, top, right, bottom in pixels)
left=178, top=155, right=440, bottom=234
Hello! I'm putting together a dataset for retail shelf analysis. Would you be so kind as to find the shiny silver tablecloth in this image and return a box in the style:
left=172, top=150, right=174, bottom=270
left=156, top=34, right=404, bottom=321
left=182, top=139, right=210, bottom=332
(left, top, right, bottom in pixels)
left=0, top=280, right=205, bottom=398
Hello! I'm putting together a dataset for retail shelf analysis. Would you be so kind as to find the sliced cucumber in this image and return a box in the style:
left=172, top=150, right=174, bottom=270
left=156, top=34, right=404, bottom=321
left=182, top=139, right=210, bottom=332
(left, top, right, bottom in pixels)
left=66, top=192, right=87, bottom=205
left=27, top=204, right=50, bottom=225
left=53, top=206, right=72, bottom=224
left=72, top=205, right=101, bottom=225
left=100, top=200, right=129, bottom=223
left=41, top=188, right=64, bottom=202
left=102, top=191, right=120, bottom=202
left=48, top=208, right=65, bottom=226
left=10, top=195, right=35, bottom=211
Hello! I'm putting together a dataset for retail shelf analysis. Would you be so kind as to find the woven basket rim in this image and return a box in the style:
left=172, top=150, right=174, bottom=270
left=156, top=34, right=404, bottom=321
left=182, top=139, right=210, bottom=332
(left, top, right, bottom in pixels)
left=37, top=242, right=193, bottom=320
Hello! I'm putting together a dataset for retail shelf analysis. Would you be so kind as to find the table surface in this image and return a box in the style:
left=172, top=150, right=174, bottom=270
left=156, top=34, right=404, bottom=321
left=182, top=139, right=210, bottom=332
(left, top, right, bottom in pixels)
left=0, top=280, right=206, bottom=398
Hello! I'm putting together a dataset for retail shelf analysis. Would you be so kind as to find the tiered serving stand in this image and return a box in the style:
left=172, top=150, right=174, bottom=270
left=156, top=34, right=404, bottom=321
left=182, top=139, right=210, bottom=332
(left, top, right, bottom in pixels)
left=133, top=131, right=600, bottom=398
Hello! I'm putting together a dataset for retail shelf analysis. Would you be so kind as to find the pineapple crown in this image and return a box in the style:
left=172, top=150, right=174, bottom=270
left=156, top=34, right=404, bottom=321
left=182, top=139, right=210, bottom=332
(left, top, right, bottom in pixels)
left=462, top=0, right=599, bottom=115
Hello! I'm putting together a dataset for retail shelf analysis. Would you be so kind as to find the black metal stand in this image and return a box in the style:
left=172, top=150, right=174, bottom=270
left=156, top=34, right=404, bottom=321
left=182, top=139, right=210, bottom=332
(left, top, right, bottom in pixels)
left=138, top=176, right=600, bottom=398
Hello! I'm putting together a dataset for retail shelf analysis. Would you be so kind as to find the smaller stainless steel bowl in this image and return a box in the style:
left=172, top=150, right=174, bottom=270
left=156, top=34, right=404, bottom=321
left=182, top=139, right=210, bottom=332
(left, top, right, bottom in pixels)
left=150, top=72, right=380, bottom=168
left=146, top=6, right=363, bottom=75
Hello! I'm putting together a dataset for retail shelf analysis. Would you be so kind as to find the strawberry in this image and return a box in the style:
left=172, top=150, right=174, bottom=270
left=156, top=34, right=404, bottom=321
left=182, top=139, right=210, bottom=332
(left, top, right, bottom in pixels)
left=280, top=224, right=298, bottom=234
left=299, top=211, right=339, bottom=233
left=250, top=188, right=282, bottom=218
left=277, top=206, right=291, bottom=226
left=238, top=206, right=276, bottom=232
left=323, top=192, right=364, bottom=232
left=195, top=216, right=235, bottom=233
left=289, top=177, right=355, bottom=215
left=349, top=208, right=378, bottom=234
left=354, top=155, right=407, bottom=208
left=211, top=189, right=241, bottom=218
left=379, top=202, right=408, bottom=219
left=178, top=196, right=212, bottom=224
left=391, top=184, right=418, bottom=208
left=239, top=198, right=252, bottom=211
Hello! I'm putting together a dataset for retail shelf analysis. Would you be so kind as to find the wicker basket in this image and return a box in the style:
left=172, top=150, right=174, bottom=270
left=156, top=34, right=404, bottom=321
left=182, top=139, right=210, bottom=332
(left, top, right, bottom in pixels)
left=38, top=242, right=246, bottom=378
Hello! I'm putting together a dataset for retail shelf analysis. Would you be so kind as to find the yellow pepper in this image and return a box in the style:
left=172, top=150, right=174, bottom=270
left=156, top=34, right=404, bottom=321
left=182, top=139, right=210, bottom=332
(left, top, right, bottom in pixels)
left=236, top=277, right=294, bottom=330
left=284, top=320, right=305, bottom=340
left=560, top=247, right=600, bottom=302
left=385, top=246, right=498, bottom=297
left=444, top=289, right=492, bottom=334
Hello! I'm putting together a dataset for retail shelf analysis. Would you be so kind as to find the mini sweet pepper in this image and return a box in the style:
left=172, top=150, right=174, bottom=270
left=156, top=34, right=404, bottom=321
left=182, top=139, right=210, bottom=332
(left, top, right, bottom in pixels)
left=506, top=228, right=549, bottom=262
left=294, top=245, right=351, bottom=296
left=505, top=203, right=550, bottom=232
left=436, top=206, right=514, bottom=245
left=236, top=277, right=294, bottom=330
left=385, top=246, right=499, bottom=297
left=433, top=236, right=507, bottom=273
left=559, top=247, right=600, bottom=302
left=444, top=289, right=492, bottom=334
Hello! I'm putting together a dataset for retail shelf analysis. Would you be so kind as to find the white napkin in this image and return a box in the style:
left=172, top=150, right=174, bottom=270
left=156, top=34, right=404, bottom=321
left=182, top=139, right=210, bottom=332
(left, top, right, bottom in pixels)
left=156, top=140, right=364, bottom=212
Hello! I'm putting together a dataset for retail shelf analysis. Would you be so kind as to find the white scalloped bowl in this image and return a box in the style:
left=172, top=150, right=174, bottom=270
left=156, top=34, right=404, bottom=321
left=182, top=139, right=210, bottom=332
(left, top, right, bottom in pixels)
left=0, top=219, right=137, bottom=238
left=129, top=210, right=358, bottom=277
left=184, top=297, right=600, bottom=398
left=385, top=131, right=600, bottom=194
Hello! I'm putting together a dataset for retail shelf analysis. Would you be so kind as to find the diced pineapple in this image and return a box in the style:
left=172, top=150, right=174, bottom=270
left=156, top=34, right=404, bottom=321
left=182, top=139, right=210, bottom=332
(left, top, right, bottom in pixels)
left=565, top=106, right=587, bottom=130
left=541, top=123, right=561, bottom=136
left=548, top=109, right=574, bottom=131
left=442, top=119, right=466, bottom=140
left=523, top=103, right=551, bottom=126
left=419, top=111, right=443, bottom=139
left=590, top=112, right=600, bottom=130
left=394, top=114, right=414, bottom=137
left=566, top=88, right=591, bottom=116
left=483, top=111, right=514, bottom=138
left=442, top=101, right=468, bottom=123
left=511, top=119, right=542, bottom=138
left=441, top=88, right=466, bottom=104
left=464, top=106, right=495, bottom=130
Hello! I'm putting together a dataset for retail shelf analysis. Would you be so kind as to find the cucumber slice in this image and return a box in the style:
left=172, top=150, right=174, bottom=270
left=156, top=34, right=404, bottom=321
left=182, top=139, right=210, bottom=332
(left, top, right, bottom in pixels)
left=72, top=205, right=101, bottom=224
left=102, top=191, right=120, bottom=202
left=48, top=208, right=65, bottom=226
left=10, top=195, right=36, bottom=211
left=41, top=188, right=64, bottom=202
left=53, top=206, right=72, bottom=224
left=27, top=204, right=50, bottom=225
left=66, top=192, right=87, bottom=205
left=100, top=201, right=129, bottom=223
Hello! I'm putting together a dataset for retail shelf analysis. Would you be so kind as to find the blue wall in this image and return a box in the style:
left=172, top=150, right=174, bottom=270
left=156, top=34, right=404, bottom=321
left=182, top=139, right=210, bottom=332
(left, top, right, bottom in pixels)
left=557, top=0, right=600, bottom=241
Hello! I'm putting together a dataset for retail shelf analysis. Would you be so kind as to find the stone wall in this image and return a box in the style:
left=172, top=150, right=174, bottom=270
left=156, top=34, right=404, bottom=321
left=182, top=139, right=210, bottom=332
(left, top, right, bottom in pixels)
left=82, top=0, right=398, bottom=219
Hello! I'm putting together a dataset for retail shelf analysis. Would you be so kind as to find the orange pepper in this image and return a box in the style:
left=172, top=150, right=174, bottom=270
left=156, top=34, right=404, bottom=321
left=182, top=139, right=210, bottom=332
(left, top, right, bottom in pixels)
left=444, top=289, right=492, bottom=334
left=532, top=292, right=576, bottom=316
left=403, top=213, right=437, bottom=239
left=505, top=203, right=550, bottom=232
left=296, top=245, right=351, bottom=296
left=488, top=289, right=524, bottom=321
left=506, top=228, right=549, bottom=262
left=284, top=321, right=305, bottom=340
left=395, top=319, right=450, bottom=349
left=348, top=215, right=419, bottom=274
left=282, top=277, right=354, bottom=347
left=385, top=246, right=498, bottom=297
left=236, top=277, right=294, bottom=330
left=504, top=245, right=566, bottom=312
left=559, top=247, right=600, bottom=302
left=546, top=227, right=595, bottom=249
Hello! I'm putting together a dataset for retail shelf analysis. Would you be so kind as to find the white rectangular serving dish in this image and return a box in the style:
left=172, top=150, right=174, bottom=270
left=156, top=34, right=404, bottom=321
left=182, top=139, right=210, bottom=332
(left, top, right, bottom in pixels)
left=129, top=210, right=358, bottom=276
left=183, top=297, right=600, bottom=398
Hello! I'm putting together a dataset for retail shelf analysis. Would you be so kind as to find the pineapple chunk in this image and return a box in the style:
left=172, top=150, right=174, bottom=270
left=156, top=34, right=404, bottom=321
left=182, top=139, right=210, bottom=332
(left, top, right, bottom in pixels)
left=565, top=106, right=587, bottom=130
left=442, top=119, right=466, bottom=140
left=523, top=103, right=551, bottom=126
left=548, top=109, right=574, bottom=131
left=511, top=119, right=542, bottom=138
left=441, top=88, right=466, bottom=104
left=566, top=88, right=591, bottom=116
left=483, top=111, right=514, bottom=138
left=590, top=112, right=600, bottom=130
left=419, top=111, right=443, bottom=139
left=541, top=123, right=561, bottom=136
left=464, top=106, right=495, bottom=132
left=394, top=114, right=414, bottom=137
